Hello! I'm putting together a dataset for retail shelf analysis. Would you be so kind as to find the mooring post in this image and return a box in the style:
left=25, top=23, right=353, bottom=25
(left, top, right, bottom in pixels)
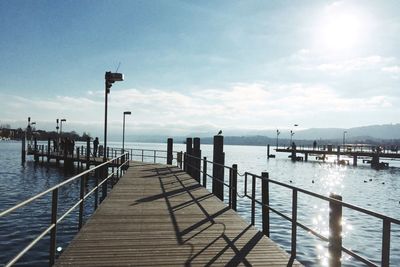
left=212, top=135, right=225, bottom=201
left=202, top=157, right=207, bottom=188
left=267, top=144, right=270, bottom=159
left=305, top=152, right=308, bottom=162
left=193, top=137, right=201, bottom=183
left=353, top=155, right=357, bottom=166
left=167, top=138, right=173, bottom=165
left=21, top=136, right=26, bottom=163
left=261, top=172, right=270, bottom=237
left=291, top=142, right=297, bottom=161
left=186, top=138, right=193, bottom=177
left=34, top=137, right=37, bottom=152
left=337, top=146, right=340, bottom=161
left=329, top=193, right=343, bottom=267
left=86, top=137, right=90, bottom=169
left=232, top=164, right=238, bottom=211
left=77, top=147, right=80, bottom=169
left=47, top=139, right=51, bottom=163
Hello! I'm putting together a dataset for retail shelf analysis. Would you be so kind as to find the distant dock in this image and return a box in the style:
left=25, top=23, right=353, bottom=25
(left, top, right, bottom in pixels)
left=274, top=144, right=400, bottom=168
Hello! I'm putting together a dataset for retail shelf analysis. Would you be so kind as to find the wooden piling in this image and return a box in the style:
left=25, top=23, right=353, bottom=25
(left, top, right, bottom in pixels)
left=267, top=144, right=270, bottom=158
left=329, top=194, right=342, bottom=267
left=167, top=138, right=173, bottom=165
left=193, top=137, right=201, bottom=183
left=262, top=172, right=270, bottom=237
left=21, top=137, right=26, bottom=163
left=212, top=135, right=225, bottom=201
left=185, top=138, right=193, bottom=177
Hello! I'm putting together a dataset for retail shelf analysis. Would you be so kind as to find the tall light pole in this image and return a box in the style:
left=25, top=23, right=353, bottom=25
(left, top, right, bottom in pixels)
left=276, top=129, right=280, bottom=149
left=122, top=111, right=131, bottom=153
left=343, top=131, right=347, bottom=146
left=104, top=71, right=124, bottom=161
left=290, top=124, right=298, bottom=147
left=60, top=119, right=66, bottom=136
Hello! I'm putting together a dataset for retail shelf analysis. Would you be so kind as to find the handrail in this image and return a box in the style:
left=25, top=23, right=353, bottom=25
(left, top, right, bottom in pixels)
left=180, top=152, right=399, bottom=266
left=1, top=153, right=130, bottom=266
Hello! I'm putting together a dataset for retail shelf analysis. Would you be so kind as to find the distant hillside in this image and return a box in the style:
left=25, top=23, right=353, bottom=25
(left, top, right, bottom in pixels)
left=121, top=123, right=400, bottom=146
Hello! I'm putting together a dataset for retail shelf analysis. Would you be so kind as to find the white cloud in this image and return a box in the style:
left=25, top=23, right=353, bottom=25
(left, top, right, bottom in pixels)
left=1, top=81, right=397, bottom=136
left=381, top=65, right=400, bottom=74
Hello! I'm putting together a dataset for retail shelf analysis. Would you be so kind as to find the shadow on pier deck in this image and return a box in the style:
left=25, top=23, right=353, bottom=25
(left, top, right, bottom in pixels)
left=55, top=161, right=301, bottom=266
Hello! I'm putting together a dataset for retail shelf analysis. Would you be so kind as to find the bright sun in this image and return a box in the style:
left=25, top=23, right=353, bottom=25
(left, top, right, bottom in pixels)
left=315, top=5, right=369, bottom=51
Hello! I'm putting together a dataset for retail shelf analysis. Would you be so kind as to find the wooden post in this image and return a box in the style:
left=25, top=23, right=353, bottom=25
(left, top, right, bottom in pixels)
left=382, top=218, right=391, bottom=267
left=21, top=136, right=26, bottom=163
left=86, top=137, right=90, bottom=169
left=49, top=188, right=58, bottom=266
left=337, top=146, right=340, bottom=161
left=186, top=138, right=193, bottom=177
left=202, top=157, right=207, bottom=188
left=305, top=152, right=308, bottom=162
left=261, top=172, right=269, bottom=237
left=167, top=138, right=173, bottom=165
left=212, top=135, right=225, bottom=201
left=232, top=164, right=237, bottom=211
left=291, top=143, right=297, bottom=161
left=193, top=137, right=201, bottom=183
left=329, top=194, right=342, bottom=267
left=47, top=139, right=51, bottom=163
left=353, top=155, right=357, bottom=166
left=267, top=144, right=270, bottom=158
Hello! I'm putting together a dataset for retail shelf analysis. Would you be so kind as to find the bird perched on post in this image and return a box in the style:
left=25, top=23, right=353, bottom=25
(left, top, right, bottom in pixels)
left=217, top=130, right=222, bottom=135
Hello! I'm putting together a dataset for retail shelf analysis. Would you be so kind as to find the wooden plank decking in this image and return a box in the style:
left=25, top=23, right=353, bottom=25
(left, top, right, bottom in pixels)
left=55, top=162, right=301, bottom=266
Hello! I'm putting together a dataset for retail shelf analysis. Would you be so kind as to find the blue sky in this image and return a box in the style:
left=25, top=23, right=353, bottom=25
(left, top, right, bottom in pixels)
left=0, top=0, right=399, bottom=138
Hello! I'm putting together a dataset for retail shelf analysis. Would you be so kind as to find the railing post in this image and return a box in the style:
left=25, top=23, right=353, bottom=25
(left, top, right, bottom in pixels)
left=78, top=175, right=85, bottom=230
left=154, top=150, right=156, bottom=163
left=86, top=137, right=90, bottom=164
left=202, top=157, right=207, bottom=188
left=291, top=188, right=298, bottom=260
left=186, top=138, right=193, bottom=177
left=101, top=165, right=108, bottom=202
left=212, top=135, right=225, bottom=201
left=329, top=194, right=342, bottom=267
left=141, top=149, right=144, bottom=162
left=261, top=172, right=269, bottom=237
left=49, top=188, right=58, bottom=267
left=382, top=218, right=391, bottom=267
left=183, top=152, right=187, bottom=172
left=94, top=170, right=99, bottom=211
left=229, top=168, right=233, bottom=209
left=232, top=164, right=237, bottom=211
left=167, top=138, right=173, bottom=165
left=251, top=174, right=256, bottom=226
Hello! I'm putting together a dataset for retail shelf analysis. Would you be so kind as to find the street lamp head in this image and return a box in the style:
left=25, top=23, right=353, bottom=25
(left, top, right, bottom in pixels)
left=61, top=119, right=66, bottom=122
left=124, top=111, right=132, bottom=115
left=105, top=71, right=124, bottom=82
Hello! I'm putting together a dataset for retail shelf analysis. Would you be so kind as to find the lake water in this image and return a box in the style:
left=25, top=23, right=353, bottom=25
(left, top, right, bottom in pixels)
left=1, top=140, right=399, bottom=266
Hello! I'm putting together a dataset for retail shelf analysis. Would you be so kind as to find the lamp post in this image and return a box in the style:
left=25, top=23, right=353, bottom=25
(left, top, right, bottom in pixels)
left=343, top=131, right=347, bottom=146
left=290, top=124, right=298, bottom=147
left=104, top=71, right=124, bottom=161
left=122, top=111, right=131, bottom=153
left=60, top=119, right=66, bottom=136
left=276, top=129, right=280, bottom=149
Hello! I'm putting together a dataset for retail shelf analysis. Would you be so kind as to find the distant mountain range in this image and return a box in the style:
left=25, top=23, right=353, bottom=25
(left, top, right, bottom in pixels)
left=121, top=123, right=400, bottom=146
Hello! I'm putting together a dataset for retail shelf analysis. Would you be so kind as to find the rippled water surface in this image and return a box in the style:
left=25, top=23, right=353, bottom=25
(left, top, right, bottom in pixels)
left=1, top=141, right=400, bottom=266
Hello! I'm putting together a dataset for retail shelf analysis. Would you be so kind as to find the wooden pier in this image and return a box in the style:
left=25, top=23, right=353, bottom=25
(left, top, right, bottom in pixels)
left=275, top=145, right=400, bottom=168
left=55, top=161, right=301, bottom=266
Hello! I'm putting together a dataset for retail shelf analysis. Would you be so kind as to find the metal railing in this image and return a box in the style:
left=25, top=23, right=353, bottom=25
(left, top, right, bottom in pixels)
left=182, top=153, right=400, bottom=267
left=0, top=153, right=130, bottom=266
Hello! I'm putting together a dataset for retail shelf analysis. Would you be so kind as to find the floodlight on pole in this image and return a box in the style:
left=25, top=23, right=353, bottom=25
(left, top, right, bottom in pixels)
left=104, top=71, right=124, bottom=161
left=122, top=111, right=132, bottom=153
